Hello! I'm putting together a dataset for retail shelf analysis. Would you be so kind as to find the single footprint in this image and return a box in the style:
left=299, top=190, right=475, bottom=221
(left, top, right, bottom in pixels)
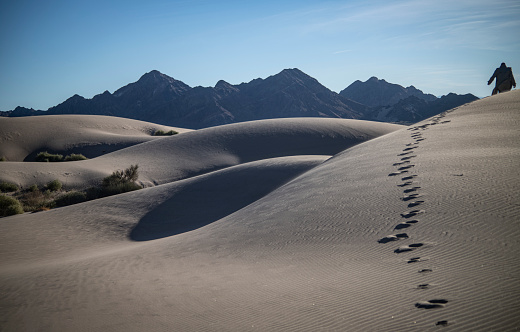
left=403, top=147, right=418, bottom=151
left=394, top=243, right=424, bottom=253
left=403, top=186, right=420, bottom=193
left=393, top=160, right=410, bottom=166
left=407, top=200, right=424, bottom=208
left=401, top=210, right=425, bottom=218
left=398, top=165, right=415, bottom=171
left=436, top=320, right=449, bottom=326
left=398, top=151, right=413, bottom=156
left=405, top=142, right=418, bottom=147
left=389, top=170, right=408, bottom=176
left=418, top=268, right=433, bottom=273
left=401, top=194, right=421, bottom=202
left=415, top=299, right=448, bottom=309
left=397, top=181, right=413, bottom=187
left=394, top=220, right=419, bottom=230
left=408, top=257, right=422, bottom=263
left=402, top=175, right=417, bottom=181
left=441, top=120, right=451, bottom=124
left=417, top=283, right=429, bottom=289
left=415, top=138, right=426, bottom=142
left=378, top=233, right=409, bottom=243
left=401, top=155, right=416, bottom=161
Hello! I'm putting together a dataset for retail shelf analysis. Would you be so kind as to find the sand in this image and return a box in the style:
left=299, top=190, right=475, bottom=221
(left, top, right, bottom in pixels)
left=0, top=90, right=519, bottom=331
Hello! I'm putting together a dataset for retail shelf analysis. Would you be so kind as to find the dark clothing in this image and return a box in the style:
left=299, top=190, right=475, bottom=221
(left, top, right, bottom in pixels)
left=488, top=64, right=516, bottom=95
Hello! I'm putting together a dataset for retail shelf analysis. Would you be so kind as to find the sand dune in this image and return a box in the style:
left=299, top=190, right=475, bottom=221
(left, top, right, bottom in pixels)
left=0, top=117, right=401, bottom=188
left=0, top=114, right=190, bottom=162
left=1, top=91, right=519, bottom=331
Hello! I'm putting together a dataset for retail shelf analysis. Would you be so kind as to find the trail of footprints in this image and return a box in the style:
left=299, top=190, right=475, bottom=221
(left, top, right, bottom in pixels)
left=380, top=112, right=454, bottom=327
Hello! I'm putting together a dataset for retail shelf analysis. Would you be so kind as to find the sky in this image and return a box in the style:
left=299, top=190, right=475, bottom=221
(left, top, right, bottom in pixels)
left=1, top=0, right=519, bottom=111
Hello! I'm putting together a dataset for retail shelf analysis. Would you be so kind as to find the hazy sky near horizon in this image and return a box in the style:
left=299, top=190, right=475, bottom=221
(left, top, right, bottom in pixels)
left=1, top=0, right=519, bottom=111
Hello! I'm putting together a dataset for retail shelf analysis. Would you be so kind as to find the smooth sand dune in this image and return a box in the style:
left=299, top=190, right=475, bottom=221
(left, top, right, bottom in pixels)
left=1, top=91, right=519, bottom=331
left=0, top=117, right=402, bottom=188
left=0, top=114, right=190, bottom=162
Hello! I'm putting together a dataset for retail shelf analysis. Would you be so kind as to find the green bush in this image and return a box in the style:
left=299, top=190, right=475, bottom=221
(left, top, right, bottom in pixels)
left=99, top=165, right=141, bottom=197
left=35, top=151, right=63, bottom=162
left=64, top=153, right=88, bottom=161
left=46, top=179, right=62, bottom=192
left=0, top=156, right=6, bottom=162
left=0, top=182, right=18, bottom=192
left=55, top=191, right=87, bottom=207
left=154, top=129, right=178, bottom=136
left=28, top=184, right=39, bottom=192
left=0, top=195, right=24, bottom=217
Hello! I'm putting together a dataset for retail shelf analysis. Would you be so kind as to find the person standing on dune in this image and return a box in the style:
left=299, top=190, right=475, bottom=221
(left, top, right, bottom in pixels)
left=488, top=62, right=516, bottom=95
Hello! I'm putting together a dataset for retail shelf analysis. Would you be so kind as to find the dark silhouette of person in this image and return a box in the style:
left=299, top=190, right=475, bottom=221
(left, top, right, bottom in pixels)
left=488, top=62, right=516, bottom=95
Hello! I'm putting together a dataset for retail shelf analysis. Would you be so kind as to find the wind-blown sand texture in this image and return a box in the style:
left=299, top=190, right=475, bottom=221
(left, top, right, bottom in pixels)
left=1, top=91, right=519, bottom=331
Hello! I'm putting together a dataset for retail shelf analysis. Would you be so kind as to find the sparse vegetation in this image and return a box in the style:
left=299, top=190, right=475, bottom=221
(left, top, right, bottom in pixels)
left=35, top=151, right=88, bottom=162
left=0, top=195, right=24, bottom=217
left=55, top=191, right=87, bottom=207
left=0, top=156, right=7, bottom=162
left=64, top=153, right=88, bottom=161
left=46, top=179, right=63, bottom=192
left=154, top=129, right=178, bottom=136
left=35, top=151, right=64, bottom=162
left=0, top=165, right=142, bottom=217
left=0, top=181, right=18, bottom=192
left=99, top=165, right=141, bottom=197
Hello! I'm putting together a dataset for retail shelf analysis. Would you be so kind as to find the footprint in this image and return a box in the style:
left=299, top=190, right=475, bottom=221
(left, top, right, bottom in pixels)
left=393, top=161, right=410, bottom=166
left=405, top=142, right=418, bottom=147
left=389, top=170, right=409, bottom=176
left=403, top=147, right=418, bottom=151
left=398, top=165, right=415, bottom=171
left=415, top=138, right=426, bottom=142
left=401, top=210, right=425, bottom=218
left=441, top=120, right=451, bottom=124
left=436, top=320, right=449, bottom=326
left=408, top=257, right=422, bottom=263
left=398, top=151, right=413, bottom=156
left=394, top=243, right=424, bottom=253
left=400, top=155, right=416, bottom=161
left=407, top=200, right=424, bottom=208
left=417, top=283, right=429, bottom=289
left=397, top=181, right=413, bottom=187
left=415, top=299, right=448, bottom=309
left=403, top=186, right=420, bottom=193
left=418, top=268, right=433, bottom=273
left=401, top=194, right=421, bottom=202
left=402, top=175, right=417, bottom=181
left=378, top=233, right=409, bottom=244
left=394, top=220, right=419, bottom=229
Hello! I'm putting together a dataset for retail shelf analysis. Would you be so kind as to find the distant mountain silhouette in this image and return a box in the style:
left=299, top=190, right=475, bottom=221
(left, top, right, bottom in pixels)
left=1, top=69, right=478, bottom=127
left=339, top=76, right=438, bottom=107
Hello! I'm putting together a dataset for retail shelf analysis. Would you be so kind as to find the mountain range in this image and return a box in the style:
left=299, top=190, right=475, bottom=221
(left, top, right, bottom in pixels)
left=1, top=69, right=478, bottom=128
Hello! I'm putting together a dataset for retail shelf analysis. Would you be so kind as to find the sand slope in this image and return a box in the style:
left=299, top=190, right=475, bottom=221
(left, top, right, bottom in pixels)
left=1, top=91, right=519, bottom=331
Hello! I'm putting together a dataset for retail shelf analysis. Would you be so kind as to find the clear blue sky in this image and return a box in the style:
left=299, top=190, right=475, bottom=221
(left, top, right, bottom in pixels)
left=1, top=0, right=519, bottom=111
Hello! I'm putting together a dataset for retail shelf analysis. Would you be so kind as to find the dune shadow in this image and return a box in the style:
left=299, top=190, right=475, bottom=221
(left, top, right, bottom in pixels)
left=130, top=158, right=320, bottom=241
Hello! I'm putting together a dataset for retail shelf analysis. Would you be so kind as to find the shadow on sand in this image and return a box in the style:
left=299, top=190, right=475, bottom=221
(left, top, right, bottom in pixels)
left=129, top=158, right=320, bottom=241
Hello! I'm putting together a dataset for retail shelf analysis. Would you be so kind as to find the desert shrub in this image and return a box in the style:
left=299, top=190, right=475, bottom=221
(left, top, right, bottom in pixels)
left=46, top=179, right=62, bottom=192
left=64, top=153, right=88, bottom=161
left=18, top=188, right=55, bottom=212
left=154, top=129, right=178, bottom=136
left=54, top=191, right=87, bottom=207
left=99, top=165, right=141, bottom=197
left=0, top=156, right=6, bottom=161
left=28, top=184, right=39, bottom=192
left=0, top=195, right=24, bottom=217
left=0, top=181, right=18, bottom=192
left=35, top=151, right=63, bottom=162
left=99, top=182, right=142, bottom=197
